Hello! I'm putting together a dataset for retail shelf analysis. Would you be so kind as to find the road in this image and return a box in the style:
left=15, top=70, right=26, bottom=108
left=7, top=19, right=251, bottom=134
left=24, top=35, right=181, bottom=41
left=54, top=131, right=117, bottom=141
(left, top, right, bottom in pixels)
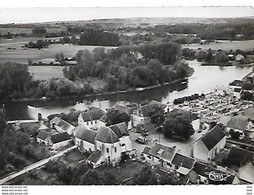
left=0, top=145, right=77, bottom=185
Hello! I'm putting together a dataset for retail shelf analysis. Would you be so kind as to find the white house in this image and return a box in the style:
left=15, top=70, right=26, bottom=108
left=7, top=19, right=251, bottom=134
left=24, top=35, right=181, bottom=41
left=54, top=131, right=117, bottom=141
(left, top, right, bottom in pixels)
left=171, top=152, right=196, bottom=176
left=78, top=107, right=105, bottom=130
left=74, top=126, right=97, bottom=153
left=94, top=125, right=132, bottom=165
left=50, top=117, right=75, bottom=135
left=37, top=130, right=50, bottom=145
left=74, top=122, right=132, bottom=168
left=193, top=125, right=226, bottom=162
left=142, top=143, right=176, bottom=168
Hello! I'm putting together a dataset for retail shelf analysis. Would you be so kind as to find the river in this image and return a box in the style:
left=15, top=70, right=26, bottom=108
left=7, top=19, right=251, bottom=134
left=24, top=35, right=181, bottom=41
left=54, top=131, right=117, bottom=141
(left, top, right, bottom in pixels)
left=4, top=60, right=252, bottom=120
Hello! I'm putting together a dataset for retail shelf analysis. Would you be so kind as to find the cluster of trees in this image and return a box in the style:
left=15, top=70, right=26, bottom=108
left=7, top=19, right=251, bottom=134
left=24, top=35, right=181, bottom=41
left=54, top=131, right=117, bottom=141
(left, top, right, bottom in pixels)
left=132, top=165, right=181, bottom=185
left=0, top=63, right=36, bottom=100
left=173, top=93, right=200, bottom=105
left=39, top=160, right=117, bottom=185
left=32, top=27, right=47, bottom=36
left=163, top=115, right=195, bottom=140
left=0, top=110, right=49, bottom=177
left=79, top=28, right=120, bottom=46
left=35, top=78, right=92, bottom=99
left=105, top=109, right=131, bottom=126
left=25, top=40, right=49, bottom=49
left=64, top=42, right=191, bottom=92
left=152, top=21, right=254, bottom=41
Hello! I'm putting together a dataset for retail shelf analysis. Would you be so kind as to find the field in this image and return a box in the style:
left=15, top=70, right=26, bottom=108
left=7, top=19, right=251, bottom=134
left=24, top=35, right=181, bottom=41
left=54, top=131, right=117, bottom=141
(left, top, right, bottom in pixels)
left=28, top=66, right=64, bottom=80
left=183, top=40, right=254, bottom=51
left=0, top=37, right=116, bottom=64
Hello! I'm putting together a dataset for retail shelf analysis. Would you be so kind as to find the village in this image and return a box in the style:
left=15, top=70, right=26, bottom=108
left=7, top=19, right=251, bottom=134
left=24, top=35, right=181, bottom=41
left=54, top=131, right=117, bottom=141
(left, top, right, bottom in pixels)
left=0, top=68, right=254, bottom=185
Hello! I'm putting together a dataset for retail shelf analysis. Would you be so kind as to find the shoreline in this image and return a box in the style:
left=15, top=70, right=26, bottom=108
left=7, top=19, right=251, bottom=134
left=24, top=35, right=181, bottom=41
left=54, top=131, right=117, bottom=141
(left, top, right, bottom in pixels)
left=7, top=77, right=188, bottom=104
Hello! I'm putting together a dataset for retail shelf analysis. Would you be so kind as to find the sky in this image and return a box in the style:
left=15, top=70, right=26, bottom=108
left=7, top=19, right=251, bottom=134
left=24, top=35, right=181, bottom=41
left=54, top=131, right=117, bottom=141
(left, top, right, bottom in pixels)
left=0, top=0, right=253, bottom=7
left=0, top=0, right=253, bottom=24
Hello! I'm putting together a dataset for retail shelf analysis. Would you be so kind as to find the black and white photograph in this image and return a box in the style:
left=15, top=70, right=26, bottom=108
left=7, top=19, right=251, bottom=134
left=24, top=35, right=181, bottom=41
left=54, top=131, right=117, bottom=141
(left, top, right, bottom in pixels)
left=0, top=0, right=253, bottom=194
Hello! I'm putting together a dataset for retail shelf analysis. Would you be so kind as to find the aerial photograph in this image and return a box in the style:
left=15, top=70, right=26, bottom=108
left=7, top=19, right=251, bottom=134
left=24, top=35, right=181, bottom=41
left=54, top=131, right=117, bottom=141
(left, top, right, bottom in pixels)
left=0, top=3, right=254, bottom=188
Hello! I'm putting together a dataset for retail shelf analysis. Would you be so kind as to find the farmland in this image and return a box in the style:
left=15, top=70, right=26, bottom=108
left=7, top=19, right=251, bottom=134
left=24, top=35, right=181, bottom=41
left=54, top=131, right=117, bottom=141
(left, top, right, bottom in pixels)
left=28, top=66, right=64, bottom=80
left=183, top=40, right=254, bottom=51
left=0, top=37, right=116, bottom=64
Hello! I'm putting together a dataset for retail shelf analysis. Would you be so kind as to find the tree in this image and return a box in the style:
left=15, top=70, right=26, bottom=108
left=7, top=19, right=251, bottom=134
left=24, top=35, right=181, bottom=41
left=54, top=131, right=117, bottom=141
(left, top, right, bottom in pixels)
left=32, top=27, right=47, bottom=36
left=105, top=109, right=131, bottom=126
left=79, top=170, right=102, bottom=185
left=148, top=106, right=165, bottom=127
left=163, top=116, right=194, bottom=140
left=133, top=165, right=159, bottom=185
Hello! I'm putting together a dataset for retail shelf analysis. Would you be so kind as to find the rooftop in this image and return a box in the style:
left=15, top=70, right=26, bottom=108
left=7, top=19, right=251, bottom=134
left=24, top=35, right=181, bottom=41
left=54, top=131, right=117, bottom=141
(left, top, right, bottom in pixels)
left=75, top=126, right=97, bottom=144
left=171, top=153, right=195, bottom=169
left=50, top=132, right=71, bottom=144
left=199, top=125, right=225, bottom=151
left=95, top=126, right=119, bottom=144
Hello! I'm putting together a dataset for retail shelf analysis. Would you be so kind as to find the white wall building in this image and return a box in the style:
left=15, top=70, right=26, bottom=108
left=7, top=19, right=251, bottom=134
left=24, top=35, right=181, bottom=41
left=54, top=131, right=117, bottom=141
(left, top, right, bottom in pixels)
left=193, top=125, right=226, bottom=162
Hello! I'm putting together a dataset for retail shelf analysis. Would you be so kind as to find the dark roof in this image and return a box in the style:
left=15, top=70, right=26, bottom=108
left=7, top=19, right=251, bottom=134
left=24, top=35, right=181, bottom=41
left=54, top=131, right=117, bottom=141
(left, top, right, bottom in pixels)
left=227, top=146, right=254, bottom=163
left=148, top=143, right=176, bottom=162
left=51, top=117, right=74, bottom=131
left=75, top=126, right=97, bottom=144
left=229, top=80, right=243, bottom=87
left=109, top=122, right=129, bottom=138
left=37, top=130, right=50, bottom=140
left=57, top=120, right=74, bottom=131
left=200, top=125, right=225, bottom=151
left=139, top=100, right=166, bottom=117
left=95, top=126, right=119, bottom=144
left=233, top=88, right=241, bottom=93
left=80, top=108, right=105, bottom=122
left=227, top=115, right=249, bottom=130
left=50, top=132, right=71, bottom=144
left=142, top=146, right=151, bottom=155
left=171, top=153, right=195, bottom=169
left=193, top=161, right=236, bottom=184
left=87, top=150, right=102, bottom=163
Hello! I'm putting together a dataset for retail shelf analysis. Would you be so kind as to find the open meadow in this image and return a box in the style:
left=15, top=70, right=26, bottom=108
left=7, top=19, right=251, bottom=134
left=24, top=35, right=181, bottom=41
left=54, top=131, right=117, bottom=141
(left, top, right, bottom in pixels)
left=0, top=37, right=116, bottom=64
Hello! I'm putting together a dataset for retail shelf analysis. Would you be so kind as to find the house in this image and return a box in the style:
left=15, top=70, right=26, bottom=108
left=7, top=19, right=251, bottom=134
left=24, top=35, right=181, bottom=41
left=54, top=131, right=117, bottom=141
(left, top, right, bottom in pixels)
left=78, top=107, right=105, bottom=130
left=74, top=122, right=132, bottom=167
left=226, top=146, right=254, bottom=167
left=95, top=125, right=131, bottom=165
left=171, top=153, right=196, bottom=175
left=74, top=126, right=97, bottom=153
left=47, top=132, right=71, bottom=150
left=193, top=161, right=240, bottom=184
left=50, top=117, right=75, bottom=135
left=131, top=100, right=167, bottom=127
left=37, top=130, right=50, bottom=145
left=226, top=114, right=254, bottom=139
left=109, top=122, right=132, bottom=151
left=235, top=54, right=245, bottom=63
left=142, top=143, right=176, bottom=168
left=86, top=150, right=104, bottom=168
left=193, top=125, right=226, bottom=162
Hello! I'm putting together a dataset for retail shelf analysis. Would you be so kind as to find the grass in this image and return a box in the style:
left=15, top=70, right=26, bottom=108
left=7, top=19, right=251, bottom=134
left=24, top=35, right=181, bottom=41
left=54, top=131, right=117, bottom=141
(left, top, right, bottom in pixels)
left=0, top=37, right=116, bottom=64
left=28, top=66, right=64, bottom=80
left=63, top=150, right=84, bottom=163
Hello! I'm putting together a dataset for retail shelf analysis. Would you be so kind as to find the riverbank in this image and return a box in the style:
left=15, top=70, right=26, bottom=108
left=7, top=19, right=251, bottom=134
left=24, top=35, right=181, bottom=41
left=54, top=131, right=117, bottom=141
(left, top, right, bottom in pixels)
left=10, top=77, right=188, bottom=103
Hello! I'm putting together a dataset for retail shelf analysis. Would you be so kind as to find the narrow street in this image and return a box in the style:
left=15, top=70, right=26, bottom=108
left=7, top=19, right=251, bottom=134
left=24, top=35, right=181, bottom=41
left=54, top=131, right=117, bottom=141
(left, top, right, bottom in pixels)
left=0, top=145, right=77, bottom=185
